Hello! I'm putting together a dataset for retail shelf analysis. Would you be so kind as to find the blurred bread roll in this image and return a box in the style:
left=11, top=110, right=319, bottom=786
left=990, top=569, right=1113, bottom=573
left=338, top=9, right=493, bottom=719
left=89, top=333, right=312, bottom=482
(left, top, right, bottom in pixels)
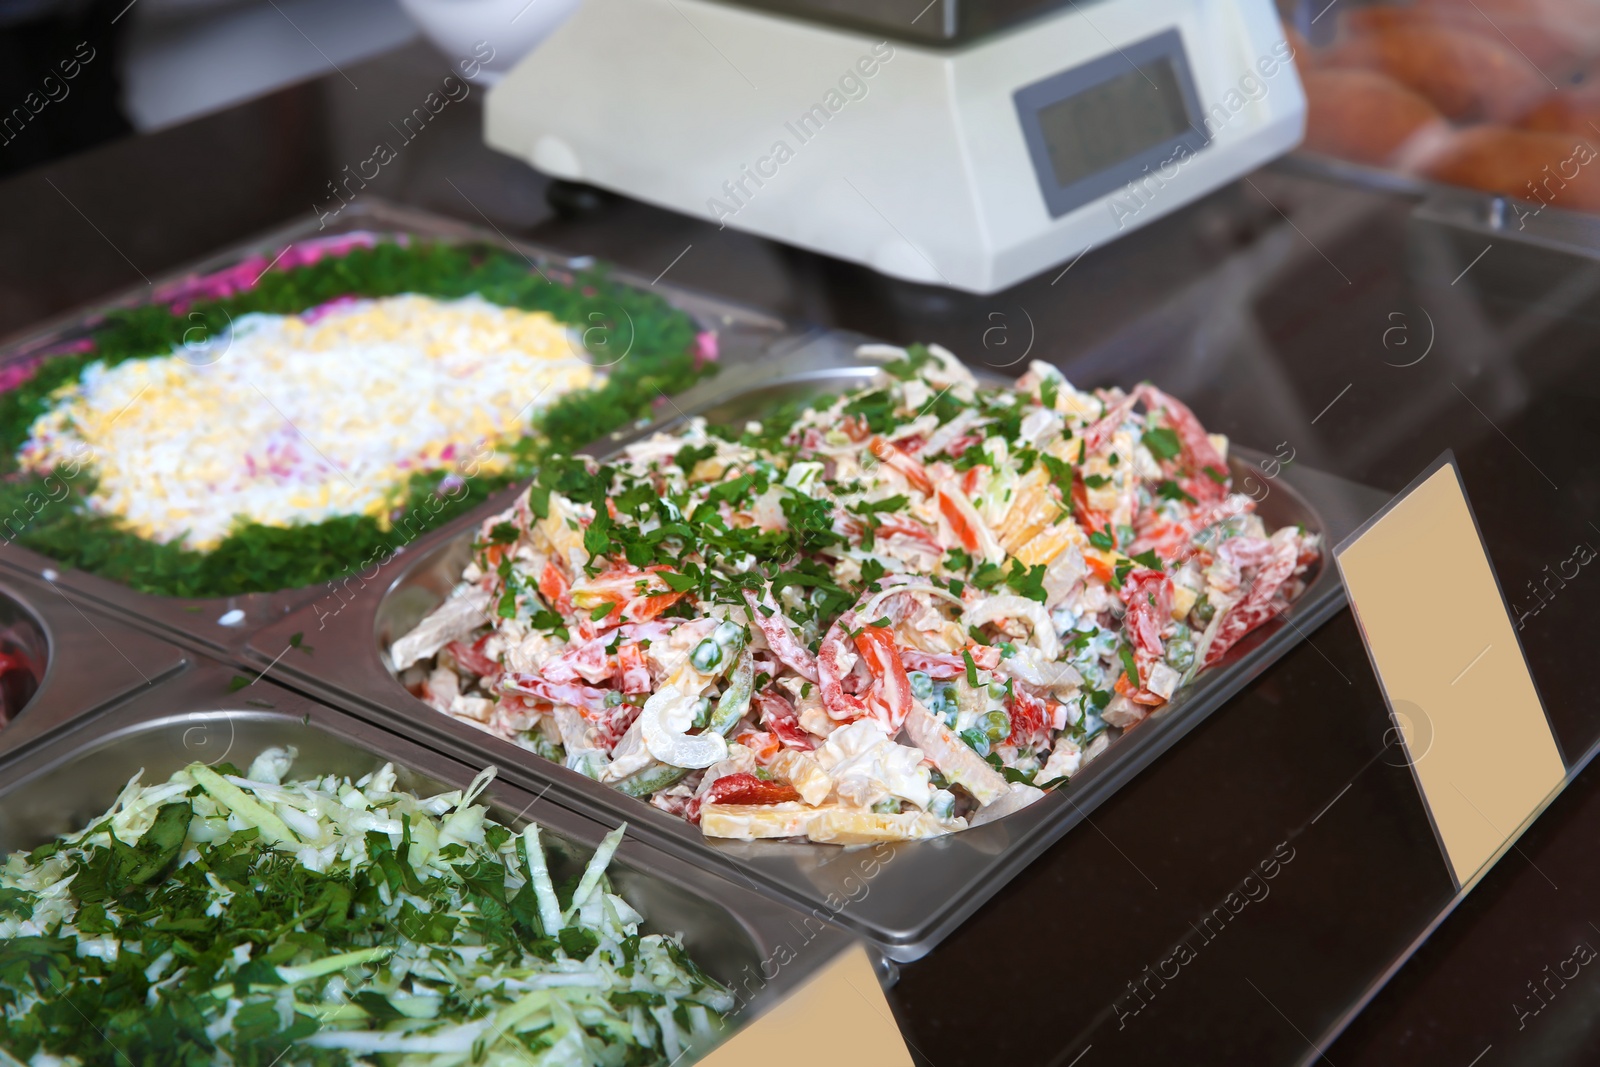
left=1414, top=0, right=1600, bottom=21
left=1301, top=68, right=1450, bottom=165
left=1326, top=23, right=1547, bottom=121
left=1420, top=125, right=1600, bottom=211
left=1518, top=84, right=1600, bottom=136
left=1343, top=6, right=1587, bottom=74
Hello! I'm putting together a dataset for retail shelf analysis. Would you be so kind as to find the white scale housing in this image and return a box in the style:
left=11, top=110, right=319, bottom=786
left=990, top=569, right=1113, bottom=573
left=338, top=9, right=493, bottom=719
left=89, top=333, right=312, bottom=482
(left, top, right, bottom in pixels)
left=486, top=0, right=1306, bottom=293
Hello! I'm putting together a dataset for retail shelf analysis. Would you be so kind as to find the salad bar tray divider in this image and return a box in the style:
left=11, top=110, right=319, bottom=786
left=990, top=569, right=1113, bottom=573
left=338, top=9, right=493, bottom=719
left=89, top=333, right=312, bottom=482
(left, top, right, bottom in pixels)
left=0, top=566, right=188, bottom=759
left=0, top=198, right=801, bottom=659
left=0, top=658, right=868, bottom=1057
left=239, top=336, right=1393, bottom=961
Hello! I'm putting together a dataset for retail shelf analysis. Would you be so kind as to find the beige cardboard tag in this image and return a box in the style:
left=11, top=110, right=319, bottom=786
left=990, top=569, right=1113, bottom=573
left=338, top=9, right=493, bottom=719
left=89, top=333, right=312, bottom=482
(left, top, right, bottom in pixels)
left=700, top=944, right=914, bottom=1067
left=1335, top=457, right=1565, bottom=888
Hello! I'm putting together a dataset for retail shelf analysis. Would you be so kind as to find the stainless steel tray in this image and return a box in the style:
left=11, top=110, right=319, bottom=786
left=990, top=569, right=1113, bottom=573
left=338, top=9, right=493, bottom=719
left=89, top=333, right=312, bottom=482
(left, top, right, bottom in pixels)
left=245, top=333, right=1392, bottom=960
left=0, top=662, right=866, bottom=1054
left=0, top=567, right=187, bottom=758
left=0, top=198, right=800, bottom=659
left=1277, top=152, right=1600, bottom=256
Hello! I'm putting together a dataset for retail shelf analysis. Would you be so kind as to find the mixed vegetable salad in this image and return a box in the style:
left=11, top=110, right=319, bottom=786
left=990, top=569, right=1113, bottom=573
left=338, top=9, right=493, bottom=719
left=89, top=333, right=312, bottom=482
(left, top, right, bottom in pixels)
left=0, top=236, right=711, bottom=598
left=0, top=748, right=731, bottom=1066
left=393, top=344, right=1321, bottom=844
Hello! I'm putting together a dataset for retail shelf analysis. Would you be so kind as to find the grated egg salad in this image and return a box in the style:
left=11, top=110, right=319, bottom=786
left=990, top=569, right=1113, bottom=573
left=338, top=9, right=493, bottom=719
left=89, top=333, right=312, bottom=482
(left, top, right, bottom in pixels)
left=18, top=294, right=596, bottom=549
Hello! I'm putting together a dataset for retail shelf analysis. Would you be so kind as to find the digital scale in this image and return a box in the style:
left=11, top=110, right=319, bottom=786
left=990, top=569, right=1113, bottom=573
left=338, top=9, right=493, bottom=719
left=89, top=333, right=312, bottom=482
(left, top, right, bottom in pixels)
left=485, top=0, right=1305, bottom=293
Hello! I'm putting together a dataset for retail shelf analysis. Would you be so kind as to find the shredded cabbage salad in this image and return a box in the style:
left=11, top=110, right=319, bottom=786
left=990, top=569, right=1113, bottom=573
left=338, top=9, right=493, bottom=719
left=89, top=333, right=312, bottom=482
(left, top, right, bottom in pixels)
left=0, top=748, right=731, bottom=1066
left=394, top=344, right=1321, bottom=844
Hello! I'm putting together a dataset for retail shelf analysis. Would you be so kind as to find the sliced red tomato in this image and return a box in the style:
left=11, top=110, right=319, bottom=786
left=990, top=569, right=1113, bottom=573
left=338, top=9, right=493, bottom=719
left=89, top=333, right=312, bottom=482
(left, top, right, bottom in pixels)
left=703, top=773, right=801, bottom=806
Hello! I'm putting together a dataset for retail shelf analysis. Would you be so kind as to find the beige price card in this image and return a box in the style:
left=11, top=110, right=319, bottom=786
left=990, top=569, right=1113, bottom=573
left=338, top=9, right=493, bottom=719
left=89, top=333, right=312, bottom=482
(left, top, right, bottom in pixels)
left=1335, top=455, right=1565, bottom=889
left=700, top=944, right=914, bottom=1067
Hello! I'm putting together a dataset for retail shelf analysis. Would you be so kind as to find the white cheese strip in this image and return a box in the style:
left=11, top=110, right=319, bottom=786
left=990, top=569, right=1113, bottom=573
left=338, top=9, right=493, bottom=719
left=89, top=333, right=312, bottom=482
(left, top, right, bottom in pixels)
left=699, top=802, right=958, bottom=843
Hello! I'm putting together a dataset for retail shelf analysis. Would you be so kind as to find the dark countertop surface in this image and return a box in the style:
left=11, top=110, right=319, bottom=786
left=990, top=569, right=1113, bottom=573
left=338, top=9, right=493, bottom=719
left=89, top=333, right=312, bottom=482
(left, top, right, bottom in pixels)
left=6, top=40, right=1600, bottom=1067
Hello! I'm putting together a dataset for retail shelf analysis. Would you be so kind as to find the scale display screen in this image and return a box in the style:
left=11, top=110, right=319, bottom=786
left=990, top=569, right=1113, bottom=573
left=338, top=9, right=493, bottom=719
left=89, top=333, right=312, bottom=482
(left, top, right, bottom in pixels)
left=1015, top=29, right=1208, bottom=219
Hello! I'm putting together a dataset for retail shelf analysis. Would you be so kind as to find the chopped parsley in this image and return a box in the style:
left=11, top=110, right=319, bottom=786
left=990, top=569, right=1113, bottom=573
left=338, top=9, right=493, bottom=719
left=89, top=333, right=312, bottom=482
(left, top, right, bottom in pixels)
left=1141, top=427, right=1182, bottom=461
left=0, top=753, right=732, bottom=1064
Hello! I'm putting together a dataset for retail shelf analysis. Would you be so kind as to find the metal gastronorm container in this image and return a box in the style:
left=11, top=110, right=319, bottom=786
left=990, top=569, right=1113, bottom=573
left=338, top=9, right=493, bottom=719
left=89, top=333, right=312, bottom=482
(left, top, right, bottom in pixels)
left=0, top=198, right=797, bottom=659
left=0, top=566, right=186, bottom=758
left=245, top=331, right=1392, bottom=960
left=0, top=662, right=866, bottom=1058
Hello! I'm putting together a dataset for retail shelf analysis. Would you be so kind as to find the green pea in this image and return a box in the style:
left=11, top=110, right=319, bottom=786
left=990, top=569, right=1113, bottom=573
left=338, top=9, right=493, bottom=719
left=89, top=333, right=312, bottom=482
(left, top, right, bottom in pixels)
left=981, top=710, right=1011, bottom=743
left=908, top=670, right=933, bottom=702
left=960, top=728, right=991, bottom=757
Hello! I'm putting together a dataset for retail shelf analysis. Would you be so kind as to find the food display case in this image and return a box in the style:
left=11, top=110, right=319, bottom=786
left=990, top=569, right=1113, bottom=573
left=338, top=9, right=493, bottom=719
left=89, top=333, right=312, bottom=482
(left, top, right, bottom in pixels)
left=7, top=18, right=1600, bottom=1067
left=240, top=328, right=1388, bottom=961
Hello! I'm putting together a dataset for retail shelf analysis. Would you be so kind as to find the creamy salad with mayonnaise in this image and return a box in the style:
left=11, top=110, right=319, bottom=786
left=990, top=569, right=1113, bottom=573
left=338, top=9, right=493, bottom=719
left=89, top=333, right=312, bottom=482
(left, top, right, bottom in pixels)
left=393, top=344, right=1320, bottom=844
